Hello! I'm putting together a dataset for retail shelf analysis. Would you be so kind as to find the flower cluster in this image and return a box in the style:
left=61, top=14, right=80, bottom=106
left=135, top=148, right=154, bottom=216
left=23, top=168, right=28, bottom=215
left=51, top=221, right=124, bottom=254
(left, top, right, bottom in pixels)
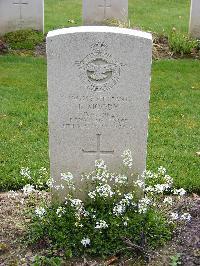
left=56, top=206, right=65, bottom=218
left=95, top=220, right=108, bottom=229
left=20, top=167, right=31, bottom=179
left=61, top=172, right=75, bottom=190
left=47, top=178, right=65, bottom=191
left=138, top=197, right=151, bottom=214
left=121, top=149, right=133, bottom=168
left=173, top=188, right=186, bottom=196
left=22, top=184, right=35, bottom=195
left=163, top=197, right=173, bottom=205
left=95, top=159, right=107, bottom=170
left=89, top=184, right=114, bottom=199
left=35, top=207, right=46, bottom=218
left=113, top=193, right=135, bottom=216
left=81, top=238, right=90, bottom=247
left=29, top=151, right=191, bottom=259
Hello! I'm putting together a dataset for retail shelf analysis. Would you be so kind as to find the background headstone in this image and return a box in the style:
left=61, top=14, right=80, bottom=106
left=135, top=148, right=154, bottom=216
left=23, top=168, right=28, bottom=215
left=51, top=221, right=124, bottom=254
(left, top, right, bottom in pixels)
left=47, top=26, right=152, bottom=198
left=189, top=0, right=200, bottom=38
left=0, top=0, right=44, bottom=35
left=83, top=0, right=128, bottom=25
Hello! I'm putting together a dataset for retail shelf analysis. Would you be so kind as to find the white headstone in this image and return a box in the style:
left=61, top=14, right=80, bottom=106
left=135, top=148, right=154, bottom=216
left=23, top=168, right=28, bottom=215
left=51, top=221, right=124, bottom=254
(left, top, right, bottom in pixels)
left=0, top=0, right=44, bottom=35
left=83, top=0, right=128, bottom=25
left=189, top=0, right=200, bottom=38
left=47, top=26, right=152, bottom=198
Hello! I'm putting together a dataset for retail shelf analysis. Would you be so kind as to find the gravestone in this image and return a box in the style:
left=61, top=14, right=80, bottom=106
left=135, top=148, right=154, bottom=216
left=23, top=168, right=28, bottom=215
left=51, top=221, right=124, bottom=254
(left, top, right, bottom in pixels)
left=189, top=0, right=200, bottom=38
left=83, top=0, right=128, bottom=25
left=47, top=26, right=152, bottom=198
left=0, top=0, right=44, bottom=35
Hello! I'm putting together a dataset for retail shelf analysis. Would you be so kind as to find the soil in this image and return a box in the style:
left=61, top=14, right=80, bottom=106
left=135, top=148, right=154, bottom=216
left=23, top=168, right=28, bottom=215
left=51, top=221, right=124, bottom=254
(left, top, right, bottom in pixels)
left=0, top=192, right=199, bottom=266
left=0, top=40, right=8, bottom=55
left=0, top=33, right=200, bottom=60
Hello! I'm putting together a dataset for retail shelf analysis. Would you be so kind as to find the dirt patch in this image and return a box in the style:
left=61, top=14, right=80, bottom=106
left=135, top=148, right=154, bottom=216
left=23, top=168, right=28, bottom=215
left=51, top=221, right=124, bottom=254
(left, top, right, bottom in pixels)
left=0, top=40, right=8, bottom=55
left=1, top=33, right=200, bottom=60
left=152, top=35, right=200, bottom=60
left=0, top=192, right=199, bottom=265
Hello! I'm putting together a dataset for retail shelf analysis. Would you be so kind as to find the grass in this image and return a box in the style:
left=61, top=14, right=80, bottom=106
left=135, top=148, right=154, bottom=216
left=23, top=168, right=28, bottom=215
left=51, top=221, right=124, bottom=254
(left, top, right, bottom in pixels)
left=0, top=56, right=48, bottom=190
left=148, top=59, right=200, bottom=192
left=0, top=56, right=199, bottom=192
left=44, top=0, right=190, bottom=34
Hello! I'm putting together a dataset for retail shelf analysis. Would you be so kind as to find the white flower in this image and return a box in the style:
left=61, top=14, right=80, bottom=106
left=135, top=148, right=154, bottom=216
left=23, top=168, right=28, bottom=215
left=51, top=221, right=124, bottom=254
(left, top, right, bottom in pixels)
left=70, top=199, right=83, bottom=207
left=91, top=170, right=109, bottom=183
left=95, top=220, right=108, bottom=229
left=96, top=184, right=114, bottom=198
left=81, top=238, right=90, bottom=247
left=113, top=203, right=126, bottom=216
left=124, top=193, right=134, bottom=202
left=95, top=159, right=107, bottom=170
left=61, top=172, right=75, bottom=190
left=154, top=184, right=165, bottom=193
left=88, top=191, right=96, bottom=199
left=56, top=207, right=65, bottom=218
left=164, top=175, right=173, bottom=185
left=20, top=167, right=31, bottom=179
left=180, top=213, right=191, bottom=222
left=112, top=174, right=128, bottom=185
left=134, top=179, right=145, bottom=189
left=35, top=207, right=46, bottom=218
left=122, top=149, right=133, bottom=168
left=174, top=188, right=186, bottom=196
left=22, top=184, right=35, bottom=195
left=61, top=172, right=73, bottom=181
left=82, top=210, right=90, bottom=217
left=70, top=199, right=86, bottom=218
left=46, top=178, right=54, bottom=188
left=113, top=193, right=135, bottom=216
left=123, top=217, right=129, bottom=226
left=163, top=197, right=173, bottom=205
left=170, top=212, right=179, bottom=220
left=138, top=197, right=151, bottom=214
left=39, top=167, right=48, bottom=174
left=142, top=170, right=154, bottom=180
left=158, top=166, right=167, bottom=175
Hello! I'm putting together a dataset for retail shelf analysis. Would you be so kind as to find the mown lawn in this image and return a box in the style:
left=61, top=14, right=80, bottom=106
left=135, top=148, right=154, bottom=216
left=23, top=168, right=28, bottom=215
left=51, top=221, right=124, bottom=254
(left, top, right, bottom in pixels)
left=0, top=56, right=199, bottom=192
left=45, top=0, right=190, bottom=34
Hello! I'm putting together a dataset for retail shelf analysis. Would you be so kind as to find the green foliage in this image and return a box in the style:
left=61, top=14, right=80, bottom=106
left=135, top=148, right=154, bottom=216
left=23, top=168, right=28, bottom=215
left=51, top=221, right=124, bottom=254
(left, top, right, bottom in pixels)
left=32, top=255, right=62, bottom=266
left=29, top=205, right=171, bottom=258
left=170, top=253, right=182, bottom=266
left=3, top=30, right=44, bottom=50
left=20, top=167, right=49, bottom=190
left=168, top=30, right=198, bottom=54
left=27, top=161, right=175, bottom=259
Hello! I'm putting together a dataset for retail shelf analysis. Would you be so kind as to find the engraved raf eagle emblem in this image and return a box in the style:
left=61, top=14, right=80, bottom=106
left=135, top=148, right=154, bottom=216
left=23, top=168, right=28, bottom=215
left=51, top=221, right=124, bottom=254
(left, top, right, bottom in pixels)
left=87, top=60, right=115, bottom=82
left=76, top=41, right=123, bottom=92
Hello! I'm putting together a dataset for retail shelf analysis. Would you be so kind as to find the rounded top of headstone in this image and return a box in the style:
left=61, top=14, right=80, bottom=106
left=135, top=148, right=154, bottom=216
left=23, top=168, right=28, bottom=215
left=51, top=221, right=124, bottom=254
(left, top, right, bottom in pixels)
left=47, top=26, right=152, bottom=41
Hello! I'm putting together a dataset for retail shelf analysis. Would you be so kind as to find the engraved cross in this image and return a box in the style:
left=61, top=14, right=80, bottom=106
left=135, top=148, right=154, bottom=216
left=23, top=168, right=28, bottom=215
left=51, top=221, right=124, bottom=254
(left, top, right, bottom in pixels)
left=13, top=0, right=28, bottom=21
left=98, top=0, right=112, bottom=19
left=82, top=133, right=114, bottom=159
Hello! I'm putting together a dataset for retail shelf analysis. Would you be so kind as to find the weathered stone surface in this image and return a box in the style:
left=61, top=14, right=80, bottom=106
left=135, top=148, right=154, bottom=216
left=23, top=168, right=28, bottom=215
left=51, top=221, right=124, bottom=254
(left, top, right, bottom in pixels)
left=47, top=26, right=152, bottom=197
left=189, top=0, right=200, bottom=38
left=83, top=0, right=128, bottom=25
left=0, top=0, right=44, bottom=35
